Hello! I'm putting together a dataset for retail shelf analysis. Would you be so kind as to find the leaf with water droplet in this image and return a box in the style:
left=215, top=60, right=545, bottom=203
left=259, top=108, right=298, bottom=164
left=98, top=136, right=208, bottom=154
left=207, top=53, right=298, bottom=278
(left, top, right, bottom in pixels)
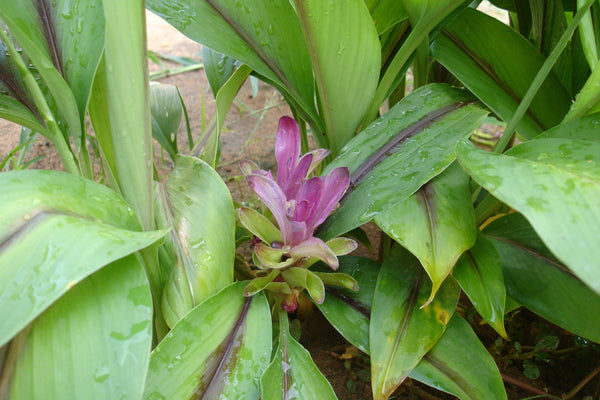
left=261, top=308, right=338, bottom=399
left=145, top=283, right=272, bottom=400
left=0, top=170, right=166, bottom=348
left=9, top=256, right=153, bottom=400
left=159, top=156, right=235, bottom=328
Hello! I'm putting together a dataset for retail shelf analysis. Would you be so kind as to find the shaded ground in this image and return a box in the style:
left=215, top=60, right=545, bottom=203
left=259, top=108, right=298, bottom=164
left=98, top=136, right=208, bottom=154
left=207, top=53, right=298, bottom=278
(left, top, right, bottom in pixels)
left=1, top=4, right=599, bottom=400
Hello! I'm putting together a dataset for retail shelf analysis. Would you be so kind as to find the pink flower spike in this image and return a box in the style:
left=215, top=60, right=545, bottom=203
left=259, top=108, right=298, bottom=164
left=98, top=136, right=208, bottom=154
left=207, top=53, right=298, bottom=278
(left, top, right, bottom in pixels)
left=293, top=176, right=323, bottom=225
left=247, top=174, right=291, bottom=244
left=308, top=167, right=350, bottom=233
left=280, top=152, right=312, bottom=200
left=275, top=116, right=301, bottom=187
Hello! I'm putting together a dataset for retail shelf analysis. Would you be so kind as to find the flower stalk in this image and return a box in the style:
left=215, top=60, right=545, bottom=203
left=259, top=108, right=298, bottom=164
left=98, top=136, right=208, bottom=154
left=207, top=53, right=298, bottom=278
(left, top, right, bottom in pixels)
left=239, top=116, right=358, bottom=312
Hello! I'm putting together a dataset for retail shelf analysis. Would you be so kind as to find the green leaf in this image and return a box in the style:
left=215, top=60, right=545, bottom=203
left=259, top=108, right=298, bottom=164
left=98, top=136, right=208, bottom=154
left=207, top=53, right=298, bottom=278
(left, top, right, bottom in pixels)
left=88, top=58, right=119, bottom=190
left=52, top=0, right=105, bottom=126
left=431, top=8, right=571, bottom=139
left=564, top=62, right=600, bottom=121
left=316, top=257, right=507, bottom=399
left=527, top=1, right=575, bottom=96
left=202, top=47, right=238, bottom=95
left=315, top=256, right=381, bottom=353
left=10, top=255, right=152, bottom=400
left=159, top=155, right=235, bottom=328
left=146, top=0, right=318, bottom=126
left=320, top=83, right=488, bottom=239
left=144, top=282, right=272, bottom=400
left=370, top=245, right=460, bottom=400
left=150, top=82, right=183, bottom=161
left=410, top=314, right=508, bottom=400
left=0, top=0, right=81, bottom=140
left=281, top=267, right=325, bottom=304
left=483, top=213, right=600, bottom=343
left=375, top=162, right=477, bottom=303
left=291, top=0, right=380, bottom=153
left=578, top=0, right=599, bottom=70
left=243, top=269, right=281, bottom=296
left=238, top=207, right=283, bottom=245
left=101, top=0, right=153, bottom=230
left=363, top=0, right=465, bottom=125
left=457, top=139, right=600, bottom=294
left=538, top=111, right=600, bottom=141
left=0, top=94, right=49, bottom=136
left=370, top=0, right=408, bottom=34
left=261, top=309, right=338, bottom=400
left=0, top=170, right=166, bottom=348
left=326, top=237, right=358, bottom=256
left=453, top=233, right=508, bottom=339
left=314, top=272, right=359, bottom=292
left=194, top=64, right=251, bottom=167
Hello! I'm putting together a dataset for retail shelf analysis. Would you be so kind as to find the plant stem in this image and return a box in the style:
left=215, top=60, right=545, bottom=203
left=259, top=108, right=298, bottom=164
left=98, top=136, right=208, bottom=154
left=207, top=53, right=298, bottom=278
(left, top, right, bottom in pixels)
left=149, top=63, right=203, bottom=81
left=501, top=373, right=555, bottom=398
left=0, top=29, right=80, bottom=175
left=493, top=0, right=595, bottom=154
left=563, top=364, right=600, bottom=399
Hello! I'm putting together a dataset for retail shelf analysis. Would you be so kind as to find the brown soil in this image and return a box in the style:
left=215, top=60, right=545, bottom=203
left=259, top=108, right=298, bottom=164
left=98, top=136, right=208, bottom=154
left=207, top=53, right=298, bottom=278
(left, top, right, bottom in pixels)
left=1, top=5, right=599, bottom=400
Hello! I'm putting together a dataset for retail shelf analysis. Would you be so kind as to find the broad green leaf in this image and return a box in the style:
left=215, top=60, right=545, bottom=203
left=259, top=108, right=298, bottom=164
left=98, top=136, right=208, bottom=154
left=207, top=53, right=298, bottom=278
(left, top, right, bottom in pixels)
left=160, top=155, right=235, bottom=328
left=0, top=0, right=81, bottom=141
left=192, top=64, right=251, bottom=167
left=261, top=309, right=337, bottom=400
left=0, top=170, right=166, bottom=348
left=483, top=213, right=600, bottom=343
left=150, top=82, right=183, bottom=161
left=88, top=58, right=119, bottom=190
left=370, top=0, right=408, bottom=34
left=410, top=314, right=507, bottom=400
left=291, top=0, right=380, bottom=153
left=376, top=162, right=477, bottom=303
left=316, top=257, right=507, bottom=399
left=52, top=0, right=105, bottom=125
left=453, top=233, right=507, bottom=339
left=457, top=139, right=600, bottom=294
left=539, top=111, right=600, bottom=141
left=101, top=0, right=153, bottom=230
left=578, top=0, right=599, bottom=69
left=564, top=61, right=600, bottom=121
left=202, top=47, right=238, bottom=95
left=10, top=256, right=152, bottom=400
left=363, top=0, right=465, bottom=125
left=320, top=84, right=488, bottom=239
left=0, top=169, right=143, bottom=230
left=527, top=0, right=576, bottom=96
left=0, top=94, right=48, bottom=136
left=146, top=0, right=318, bottom=126
left=431, top=8, right=571, bottom=139
left=316, top=256, right=381, bottom=353
left=144, top=282, right=271, bottom=400
left=370, top=246, right=460, bottom=400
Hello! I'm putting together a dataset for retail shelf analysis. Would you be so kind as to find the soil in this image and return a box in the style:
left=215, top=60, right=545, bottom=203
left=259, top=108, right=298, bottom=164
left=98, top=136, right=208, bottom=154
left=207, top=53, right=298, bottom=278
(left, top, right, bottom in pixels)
left=1, top=4, right=599, bottom=400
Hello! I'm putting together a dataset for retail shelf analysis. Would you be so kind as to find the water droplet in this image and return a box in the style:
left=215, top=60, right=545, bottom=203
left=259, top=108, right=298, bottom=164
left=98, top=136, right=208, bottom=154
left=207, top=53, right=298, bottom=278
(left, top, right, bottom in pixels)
left=93, top=365, right=110, bottom=383
left=76, top=18, right=84, bottom=33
